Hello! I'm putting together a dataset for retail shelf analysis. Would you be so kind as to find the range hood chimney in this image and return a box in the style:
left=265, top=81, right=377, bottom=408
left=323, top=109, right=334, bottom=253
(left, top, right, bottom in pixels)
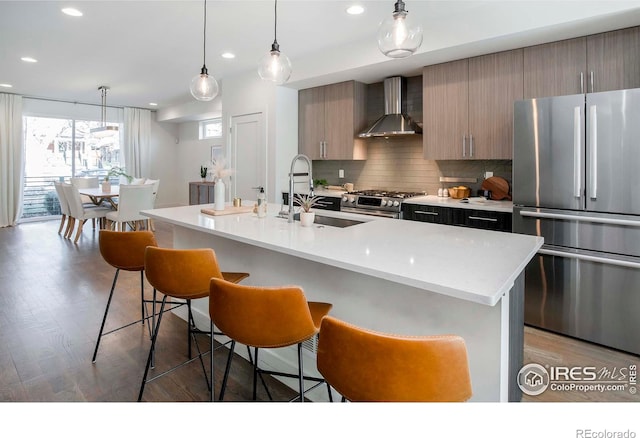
left=358, top=76, right=422, bottom=138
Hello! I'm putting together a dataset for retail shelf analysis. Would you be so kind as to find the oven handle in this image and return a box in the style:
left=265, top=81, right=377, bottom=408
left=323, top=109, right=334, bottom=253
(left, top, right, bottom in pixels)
left=340, top=207, right=398, bottom=219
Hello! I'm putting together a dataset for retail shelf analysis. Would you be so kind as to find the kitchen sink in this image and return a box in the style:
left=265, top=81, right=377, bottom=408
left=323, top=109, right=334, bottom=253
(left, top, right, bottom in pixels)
left=281, top=213, right=365, bottom=228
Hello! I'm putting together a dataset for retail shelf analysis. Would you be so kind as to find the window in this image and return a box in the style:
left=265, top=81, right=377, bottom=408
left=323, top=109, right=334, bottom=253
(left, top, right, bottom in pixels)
left=199, top=118, right=222, bottom=139
left=22, top=116, right=121, bottom=219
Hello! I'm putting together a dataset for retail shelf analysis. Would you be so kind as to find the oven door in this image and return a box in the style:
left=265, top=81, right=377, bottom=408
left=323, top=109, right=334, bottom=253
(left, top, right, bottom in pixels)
left=340, top=207, right=399, bottom=219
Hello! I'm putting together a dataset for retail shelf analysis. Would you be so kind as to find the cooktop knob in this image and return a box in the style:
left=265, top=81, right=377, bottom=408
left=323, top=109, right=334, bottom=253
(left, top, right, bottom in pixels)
left=342, top=196, right=348, bottom=202
left=380, top=199, right=387, bottom=206
left=393, top=200, right=400, bottom=207
left=349, top=196, right=356, bottom=203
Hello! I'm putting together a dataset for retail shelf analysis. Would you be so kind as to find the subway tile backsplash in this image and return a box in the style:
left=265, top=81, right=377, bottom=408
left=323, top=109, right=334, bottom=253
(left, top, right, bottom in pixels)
left=312, top=138, right=512, bottom=196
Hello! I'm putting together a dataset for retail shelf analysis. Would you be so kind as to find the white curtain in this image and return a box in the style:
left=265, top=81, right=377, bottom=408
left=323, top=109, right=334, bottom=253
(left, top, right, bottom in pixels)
left=0, top=93, right=24, bottom=227
left=122, top=107, right=151, bottom=178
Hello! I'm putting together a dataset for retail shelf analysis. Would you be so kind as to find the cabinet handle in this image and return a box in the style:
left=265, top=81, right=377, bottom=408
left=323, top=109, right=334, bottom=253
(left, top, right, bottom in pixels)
left=323, top=141, right=328, bottom=159
left=415, top=211, right=438, bottom=216
left=462, top=135, right=467, bottom=158
left=469, top=134, right=474, bottom=157
left=319, top=141, right=323, bottom=158
left=580, top=72, right=584, bottom=94
left=590, top=71, right=594, bottom=93
left=468, top=216, right=498, bottom=222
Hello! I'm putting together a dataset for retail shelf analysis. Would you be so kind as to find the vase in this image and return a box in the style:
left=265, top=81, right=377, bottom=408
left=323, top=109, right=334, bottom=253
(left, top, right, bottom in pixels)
left=214, top=179, right=225, bottom=211
left=101, top=181, right=111, bottom=193
left=300, top=211, right=315, bottom=227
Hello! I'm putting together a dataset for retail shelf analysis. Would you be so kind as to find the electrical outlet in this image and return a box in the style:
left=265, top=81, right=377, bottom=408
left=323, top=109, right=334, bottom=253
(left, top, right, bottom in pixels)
left=484, top=171, right=493, bottom=179
left=339, top=169, right=344, bottom=178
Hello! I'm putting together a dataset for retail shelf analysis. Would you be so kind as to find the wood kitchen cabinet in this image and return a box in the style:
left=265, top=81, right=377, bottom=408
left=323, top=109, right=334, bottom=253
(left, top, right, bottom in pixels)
left=298, top=80, right=367, bottom=160
left=189, top=182, right=215, bottom=205
left=422, top=49, right=523, bottom=160
left=524, top=26, right=640, bottom=98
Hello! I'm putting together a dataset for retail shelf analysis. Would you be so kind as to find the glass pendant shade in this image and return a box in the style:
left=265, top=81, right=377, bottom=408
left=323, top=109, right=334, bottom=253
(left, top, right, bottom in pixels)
left=190, top=65, right=219, bottom=101
left=258, top=44, right=292, bottom=85
left=377, top=1, right=423, bottom=58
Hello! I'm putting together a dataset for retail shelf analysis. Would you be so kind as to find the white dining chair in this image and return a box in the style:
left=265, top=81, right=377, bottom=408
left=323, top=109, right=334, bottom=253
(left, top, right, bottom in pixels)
left=70, top=176, right=103, bottom=227
left=62, top=183, right=112, bottom=243
left=106, top=184, right=155, bottom=231
left=144, top=179, right=160, bottom=231
left=53, top=181, right=72, bottom=237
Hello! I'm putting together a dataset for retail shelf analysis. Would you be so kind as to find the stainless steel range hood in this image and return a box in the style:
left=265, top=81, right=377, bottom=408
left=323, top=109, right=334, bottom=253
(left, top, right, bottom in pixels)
left=358, top=76, right=422, bottom=138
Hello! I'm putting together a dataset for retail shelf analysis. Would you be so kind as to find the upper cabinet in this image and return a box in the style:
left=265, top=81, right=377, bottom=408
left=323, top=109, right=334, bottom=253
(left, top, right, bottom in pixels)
left=524, top=26, right=640, bottom=98
left=423, top=49, right=523, bottom=160
left=298, top=81, right=367, bottom=160
left=587, top=26, right=640, bottom=93
left=523, top=37, right=587, bottom=98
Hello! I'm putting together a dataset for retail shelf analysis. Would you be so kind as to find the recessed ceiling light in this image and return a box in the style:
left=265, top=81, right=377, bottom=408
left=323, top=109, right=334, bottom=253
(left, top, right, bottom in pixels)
left=221, top=52, right=236, bottom=59
left=61, top=8, right=83, bottom=17
left=0, top=83, right=13, bottom=88
left=346, top=5, right=365, bottom=15
left=21, top=57, right=38, bottom=63
left=149, top=102, right=158, bottom=106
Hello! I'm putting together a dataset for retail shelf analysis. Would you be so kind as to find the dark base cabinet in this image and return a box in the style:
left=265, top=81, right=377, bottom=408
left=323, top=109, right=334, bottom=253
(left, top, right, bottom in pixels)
left=403, top=204, right=512, bottom=232
left=281, top=192, right=341, bottom=211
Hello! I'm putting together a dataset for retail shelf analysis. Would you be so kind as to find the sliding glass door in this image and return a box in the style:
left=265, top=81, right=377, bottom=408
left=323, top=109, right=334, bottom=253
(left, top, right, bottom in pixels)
left=22, top=116, right=120, bottom=219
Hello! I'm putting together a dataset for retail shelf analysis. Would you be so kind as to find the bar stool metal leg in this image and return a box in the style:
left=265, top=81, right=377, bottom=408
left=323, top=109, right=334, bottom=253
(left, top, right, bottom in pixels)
left=92, top=268, right=120, bottom=363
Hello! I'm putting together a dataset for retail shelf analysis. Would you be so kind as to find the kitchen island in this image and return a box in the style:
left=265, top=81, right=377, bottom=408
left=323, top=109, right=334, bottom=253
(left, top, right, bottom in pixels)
left=141, top=203, right=543, bottom=402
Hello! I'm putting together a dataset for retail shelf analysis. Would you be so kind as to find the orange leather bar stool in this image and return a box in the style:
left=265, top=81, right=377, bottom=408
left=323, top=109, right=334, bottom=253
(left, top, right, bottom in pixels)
left=138, top=247, right=249, bottom=402
left=316, top=315, right=473, bottom=402
left=92, top=230, right=158, bottom=363
left=209, top=277, right=333, bottom=402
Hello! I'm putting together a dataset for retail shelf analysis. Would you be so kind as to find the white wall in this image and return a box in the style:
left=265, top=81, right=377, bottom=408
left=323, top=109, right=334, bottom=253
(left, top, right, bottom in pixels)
left=149, top=73, right=298, bottom=207
left=148, top=115, right=179, bottom=207
left=221, top=71, right=298, bottom=203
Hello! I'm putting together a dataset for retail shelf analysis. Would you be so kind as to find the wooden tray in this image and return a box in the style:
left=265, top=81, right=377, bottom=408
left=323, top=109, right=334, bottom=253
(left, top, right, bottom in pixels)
left=201, top=206, right=254, bottom=216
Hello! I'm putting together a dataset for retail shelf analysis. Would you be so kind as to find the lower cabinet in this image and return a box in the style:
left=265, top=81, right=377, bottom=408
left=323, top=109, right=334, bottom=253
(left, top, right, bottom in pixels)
left=281, top=193, right=341, bottom=211
left=402, top=204, right=512, bottom=232
left=189, top=182, right=216, bottom=205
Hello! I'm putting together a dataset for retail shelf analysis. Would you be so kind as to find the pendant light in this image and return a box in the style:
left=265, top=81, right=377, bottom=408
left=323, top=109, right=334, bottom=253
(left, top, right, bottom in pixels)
left=190, top=0, right=219, bottom=101
left=90, top=86, right=118, bottom=138
left=377, top=0, right=423, bottom=59
left=258, top=0, right=292, bottom=85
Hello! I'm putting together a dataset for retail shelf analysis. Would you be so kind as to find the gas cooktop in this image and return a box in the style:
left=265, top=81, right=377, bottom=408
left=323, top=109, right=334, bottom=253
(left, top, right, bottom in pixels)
left=346, top=190, right=426, bottom=199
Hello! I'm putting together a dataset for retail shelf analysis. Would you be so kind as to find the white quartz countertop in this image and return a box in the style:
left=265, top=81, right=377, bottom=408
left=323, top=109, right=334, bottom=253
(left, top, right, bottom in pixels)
left=142, top=203, right=541, bottom=306
left=405, top=195, right=514, bottom=213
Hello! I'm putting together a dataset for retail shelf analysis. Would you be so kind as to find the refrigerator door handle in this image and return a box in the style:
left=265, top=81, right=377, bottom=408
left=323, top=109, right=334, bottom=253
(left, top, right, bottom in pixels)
left=573, top=106, right=581, bottom=199
left=538, top=247, right=640, bottom=270
left=589, top=105, right=598, bottom=199
left=519, top=209, right=640, bottom=227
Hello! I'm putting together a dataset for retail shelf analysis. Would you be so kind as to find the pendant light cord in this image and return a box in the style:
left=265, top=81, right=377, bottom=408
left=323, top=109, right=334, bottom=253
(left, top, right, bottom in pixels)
left=273, top=0, right=278, bottom=44
left=202, top=0, right=207, bottom=66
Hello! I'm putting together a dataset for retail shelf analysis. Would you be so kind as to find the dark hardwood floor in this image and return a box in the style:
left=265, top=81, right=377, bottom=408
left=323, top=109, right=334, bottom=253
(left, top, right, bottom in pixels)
left=0, top=218, right=637, bottom=403
left=0, top=218, right=297, bottom=402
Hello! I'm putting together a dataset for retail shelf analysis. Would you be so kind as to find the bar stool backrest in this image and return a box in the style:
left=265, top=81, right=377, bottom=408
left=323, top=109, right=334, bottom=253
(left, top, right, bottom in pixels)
left=209, top=277, right=318, bottom=349
left=316, top=315, right=473, bottom=402
left=99, top=230, right=158, bottom=271
left=144, top=247, right=224, bottom=300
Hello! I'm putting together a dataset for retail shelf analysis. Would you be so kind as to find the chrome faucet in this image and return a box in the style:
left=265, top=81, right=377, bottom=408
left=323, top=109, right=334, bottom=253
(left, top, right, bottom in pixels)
left=288, top=154, right=314, bottom=223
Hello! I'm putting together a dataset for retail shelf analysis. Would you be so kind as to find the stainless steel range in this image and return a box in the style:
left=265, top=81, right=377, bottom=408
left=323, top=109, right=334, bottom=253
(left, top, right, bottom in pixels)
left=341, top=190, right=425, bottom=218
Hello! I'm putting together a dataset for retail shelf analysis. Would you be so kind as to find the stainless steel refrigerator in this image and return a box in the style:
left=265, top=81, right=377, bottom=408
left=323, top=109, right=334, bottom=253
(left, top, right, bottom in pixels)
left=513, top=88, right=640, bottom=356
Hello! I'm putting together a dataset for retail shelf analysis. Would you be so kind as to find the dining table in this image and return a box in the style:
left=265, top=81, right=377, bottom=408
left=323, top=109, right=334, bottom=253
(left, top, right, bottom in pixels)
left=79, top=186, right=120, bottom=209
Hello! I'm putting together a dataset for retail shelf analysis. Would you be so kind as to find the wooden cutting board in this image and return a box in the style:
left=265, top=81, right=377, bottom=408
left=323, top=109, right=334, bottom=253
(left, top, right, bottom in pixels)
left=481, top=176, right=511, bottom=200
left=201, top=206, right=254, bottom=216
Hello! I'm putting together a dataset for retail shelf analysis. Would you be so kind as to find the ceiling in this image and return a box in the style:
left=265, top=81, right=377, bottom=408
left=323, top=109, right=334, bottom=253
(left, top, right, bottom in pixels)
left=2, top=0, right=640, bottom=110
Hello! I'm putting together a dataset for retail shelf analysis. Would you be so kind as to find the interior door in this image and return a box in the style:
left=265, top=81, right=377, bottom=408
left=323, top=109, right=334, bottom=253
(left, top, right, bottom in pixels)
left=230, top=112, right=265, bottom=202
left=512, top=94, right=585, bottom=210
left=586, top=88, right=640, bottom=215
